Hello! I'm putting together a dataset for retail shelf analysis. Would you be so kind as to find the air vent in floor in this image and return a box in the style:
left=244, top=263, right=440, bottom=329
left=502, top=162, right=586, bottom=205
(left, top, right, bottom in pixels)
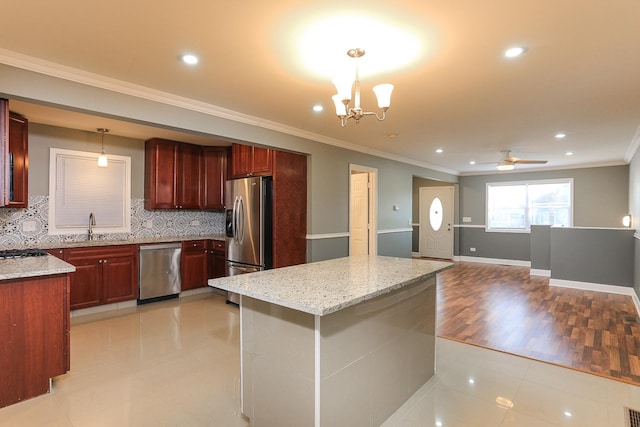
left=626, top=406, right=640, bottom=427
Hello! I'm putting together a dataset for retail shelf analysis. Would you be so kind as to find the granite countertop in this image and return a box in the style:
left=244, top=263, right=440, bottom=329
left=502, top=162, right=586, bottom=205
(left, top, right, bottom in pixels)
left=208, top=255, right=452, bottom=316
left=0, top=235, right=225, bottom=251
left=0, top=255, right=76, bottom=281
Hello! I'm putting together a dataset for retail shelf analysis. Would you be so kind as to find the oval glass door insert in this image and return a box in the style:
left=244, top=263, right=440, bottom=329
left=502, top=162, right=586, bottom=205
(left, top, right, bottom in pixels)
left=430, top=197, right=443, bottom=231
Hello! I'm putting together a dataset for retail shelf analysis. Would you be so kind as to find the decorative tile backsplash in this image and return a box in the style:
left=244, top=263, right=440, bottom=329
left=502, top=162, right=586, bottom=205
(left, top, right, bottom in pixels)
left=0, top=196, right=225, bottom=247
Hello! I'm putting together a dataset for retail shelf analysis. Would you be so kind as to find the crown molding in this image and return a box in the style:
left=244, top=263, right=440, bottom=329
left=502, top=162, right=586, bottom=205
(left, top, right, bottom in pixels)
left=0, top=48, right=459, bottom=177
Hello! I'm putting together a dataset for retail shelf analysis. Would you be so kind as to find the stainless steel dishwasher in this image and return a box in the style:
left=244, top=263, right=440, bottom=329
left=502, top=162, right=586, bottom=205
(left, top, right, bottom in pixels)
left=138, top=243, right=182, bottom=304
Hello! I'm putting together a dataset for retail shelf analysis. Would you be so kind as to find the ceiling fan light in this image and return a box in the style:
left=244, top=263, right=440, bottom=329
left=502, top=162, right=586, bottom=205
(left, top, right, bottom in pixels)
left=497, top=162, right=514, bottom=171
left=373, top=83, right=394, bottom=109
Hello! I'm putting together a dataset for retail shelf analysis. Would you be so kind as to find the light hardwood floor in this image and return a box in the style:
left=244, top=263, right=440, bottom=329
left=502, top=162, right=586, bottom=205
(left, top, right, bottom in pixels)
left=435, top=261, right=640, bottom=385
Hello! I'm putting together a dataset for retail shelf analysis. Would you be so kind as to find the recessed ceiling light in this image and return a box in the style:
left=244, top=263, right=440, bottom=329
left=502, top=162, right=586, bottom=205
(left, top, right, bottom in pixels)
left=387, top=133, right=399, bottom=139
left=504, top=46, right=528, bottom=58
left=181, top=54, right=199, bottom=65
left=312, top=105, right=323, bottom=112
left=436, top=148, right=444, bottom=153
left=469, top=161, right=476, bottom=165
left=555, top=133, right=567, bottom=139
left=566, top=151, right=574, bottom=156
left=564, top=411, right=573, bottom=417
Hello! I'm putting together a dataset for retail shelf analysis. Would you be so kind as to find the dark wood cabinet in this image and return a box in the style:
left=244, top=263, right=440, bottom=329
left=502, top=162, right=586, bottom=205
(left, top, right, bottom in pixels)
left=272, top=150, right=307, bottom=268
left=181, top=240, right=209, bottom=290
left=0, top=106, right=29, bottom=209
left=144, top=138, right=203, bottom=210
left=231, top=143, right=273, bottom=178
left=62, top=245, right=138, bottom=310
left=178, top=143, right=203, bottom=209
left=0, top=274, right=70, bottom=408
left=203, top=147, right=229, bottom=210
left=209, top=239, right=226, bottom=279
left=5, top=112, right=28, bottom=208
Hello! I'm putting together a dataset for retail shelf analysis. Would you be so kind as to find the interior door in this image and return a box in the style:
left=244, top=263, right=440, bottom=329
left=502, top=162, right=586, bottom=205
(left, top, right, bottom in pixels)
left=350, top=172, right=369, bottom=255
left=419, top=186, right=454, bottom=259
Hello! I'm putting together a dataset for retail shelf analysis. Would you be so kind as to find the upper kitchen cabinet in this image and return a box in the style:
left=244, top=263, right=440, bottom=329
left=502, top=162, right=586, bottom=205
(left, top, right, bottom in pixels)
left=231, top=143, right=272, bottom=178
left=5, top=112, right=28, bottom=208
left=144, top=138, right=203, bottom=210
left=202, top=146, right=229, bottom=210
left=0, top=100, right=28, bottom=208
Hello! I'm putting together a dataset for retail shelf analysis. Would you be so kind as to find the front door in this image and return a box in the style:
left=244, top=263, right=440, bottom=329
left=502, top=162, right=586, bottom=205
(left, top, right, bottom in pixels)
left=419, top=186, right=454, bottom=259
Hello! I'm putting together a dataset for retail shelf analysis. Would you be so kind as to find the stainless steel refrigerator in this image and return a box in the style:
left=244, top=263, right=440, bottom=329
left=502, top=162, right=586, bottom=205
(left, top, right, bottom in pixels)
left=224, top=176, right=273, bottom=304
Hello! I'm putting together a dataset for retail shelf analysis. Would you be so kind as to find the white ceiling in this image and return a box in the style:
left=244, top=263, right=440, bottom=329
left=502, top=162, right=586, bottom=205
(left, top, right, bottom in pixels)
left=2, top=0, right=640, bottom=175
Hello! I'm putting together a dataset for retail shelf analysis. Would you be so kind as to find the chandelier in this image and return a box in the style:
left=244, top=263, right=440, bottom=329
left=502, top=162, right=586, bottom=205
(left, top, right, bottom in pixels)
left=331, top=48, right=394, bottom=126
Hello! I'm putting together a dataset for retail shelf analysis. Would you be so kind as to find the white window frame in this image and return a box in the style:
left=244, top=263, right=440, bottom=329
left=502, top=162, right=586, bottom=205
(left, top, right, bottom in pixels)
left=48, top=148, right=131, bottom=236
left=486, top=178, right=573, bottom=232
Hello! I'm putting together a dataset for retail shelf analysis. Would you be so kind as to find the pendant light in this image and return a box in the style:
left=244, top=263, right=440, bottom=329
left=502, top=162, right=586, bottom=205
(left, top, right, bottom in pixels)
left=97, top=128, right=108, bottom=167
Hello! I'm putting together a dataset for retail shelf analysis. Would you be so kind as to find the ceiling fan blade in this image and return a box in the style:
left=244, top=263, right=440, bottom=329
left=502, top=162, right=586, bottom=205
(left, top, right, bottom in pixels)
left=514, top=160, right=548, bottom=164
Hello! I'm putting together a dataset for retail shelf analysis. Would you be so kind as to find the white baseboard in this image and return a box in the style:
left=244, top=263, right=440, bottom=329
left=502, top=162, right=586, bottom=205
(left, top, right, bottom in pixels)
left=458, top=256, right=531, bottom=267
left=550, top=278, right=640, bottom=315
left=412, top=252, right=420, bottom=258
left=530, top=269, right=551, bottom=277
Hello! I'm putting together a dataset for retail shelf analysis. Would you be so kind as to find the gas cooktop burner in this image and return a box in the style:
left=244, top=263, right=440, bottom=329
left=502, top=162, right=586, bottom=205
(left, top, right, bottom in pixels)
left=0, top=248, right=49, bottom=259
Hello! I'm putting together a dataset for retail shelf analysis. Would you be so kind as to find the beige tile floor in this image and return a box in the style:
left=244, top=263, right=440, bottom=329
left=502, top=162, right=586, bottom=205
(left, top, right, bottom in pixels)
left=1, top=292, right=639, bottom=427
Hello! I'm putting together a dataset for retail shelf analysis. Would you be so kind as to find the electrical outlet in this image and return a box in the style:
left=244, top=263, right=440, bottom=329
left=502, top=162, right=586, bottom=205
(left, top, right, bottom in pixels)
left=463, top=217, right=472, bottom=223
left=470, top=247, right=476, bottom=252
left=190, top=220, right=200, bottom=226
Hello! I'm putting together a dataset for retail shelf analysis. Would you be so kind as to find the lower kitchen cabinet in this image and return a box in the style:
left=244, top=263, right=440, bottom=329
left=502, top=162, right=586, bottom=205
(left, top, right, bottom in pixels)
left=61, top=245, right=138, bottom=310
left=0, top=274, right=69, bottom=408
left=181, top=240, right=209, bottom=290
left=209, top=239, right=226, bottom=279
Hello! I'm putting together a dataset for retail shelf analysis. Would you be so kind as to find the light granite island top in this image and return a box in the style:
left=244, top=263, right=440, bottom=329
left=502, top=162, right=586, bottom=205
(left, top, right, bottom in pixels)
left=207, top=255, right=452, bottom=316
left=208, top=255, right=452, bottom=427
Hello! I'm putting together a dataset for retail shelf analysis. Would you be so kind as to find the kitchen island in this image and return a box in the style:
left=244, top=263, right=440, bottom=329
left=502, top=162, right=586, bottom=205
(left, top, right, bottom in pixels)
left=0, top=254, right=75, bottom=408
left=208, top=255, right=452, bottom=427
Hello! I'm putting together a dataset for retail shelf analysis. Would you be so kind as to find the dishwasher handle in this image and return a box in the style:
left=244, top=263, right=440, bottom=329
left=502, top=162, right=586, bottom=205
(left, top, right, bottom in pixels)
left=139, top=243, right=182, bottom=251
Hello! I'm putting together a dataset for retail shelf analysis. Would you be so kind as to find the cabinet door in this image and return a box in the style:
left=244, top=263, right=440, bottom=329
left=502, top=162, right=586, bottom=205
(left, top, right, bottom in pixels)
left=203, top=147, right=228, bottom=210
left=231, top=143, right=252, bottom=178
left=144, top=139, right=178, bottom=209
left=0, top=99, right=8, bottom=207
left=177, top=143, right=203, bottom=209
left=182, top=241, right=208, bottom=290
left=208, top=240, right=226, bottom=279
left=102, top=255, right=137, bottom=303
left=251, top=146, right=273, bottom=176
left=66, top=259, right=102, bottom=310
left=6, top=113, right=28, bottom=208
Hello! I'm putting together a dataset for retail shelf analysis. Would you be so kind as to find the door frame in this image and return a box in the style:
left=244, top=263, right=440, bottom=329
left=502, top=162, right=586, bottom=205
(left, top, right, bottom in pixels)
left=419, top=185, right=454, bottom=259
left=349, top=164, right=378, bottom=255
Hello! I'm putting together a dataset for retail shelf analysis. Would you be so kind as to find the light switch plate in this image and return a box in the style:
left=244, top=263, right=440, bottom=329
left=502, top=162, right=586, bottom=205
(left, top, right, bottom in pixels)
left=462, top=217, right=472, bottom=223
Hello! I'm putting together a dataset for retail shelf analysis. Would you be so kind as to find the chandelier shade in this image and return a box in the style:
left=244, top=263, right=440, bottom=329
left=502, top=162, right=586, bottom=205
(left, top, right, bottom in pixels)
left=331, top=48, right=394, bottom=126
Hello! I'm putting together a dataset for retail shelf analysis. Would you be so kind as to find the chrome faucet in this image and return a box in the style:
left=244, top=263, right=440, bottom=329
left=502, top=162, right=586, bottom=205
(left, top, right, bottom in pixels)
left=88, top=212, right=96, bottom=240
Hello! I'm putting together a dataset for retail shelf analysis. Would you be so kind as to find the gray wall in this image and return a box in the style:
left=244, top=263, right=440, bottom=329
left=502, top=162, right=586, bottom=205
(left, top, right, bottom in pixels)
left=28, top=123, right=145, bottom=198
left=530, top=225, right=551, bottom=270
left=550, top=228, right=634, bottom=287
left=630, top=146, right=640, bottom=296
left=458, top=165, right=629, bottom=261
left=1, top=64, right=459, bottom=262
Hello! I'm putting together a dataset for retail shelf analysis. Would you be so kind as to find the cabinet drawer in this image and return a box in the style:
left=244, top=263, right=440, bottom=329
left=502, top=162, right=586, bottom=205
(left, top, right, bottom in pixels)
left=64, top=244, right=137, bottom=261
left=210, top=240, right=225, bottom=252
left=182, top=240, right=207, bottom=251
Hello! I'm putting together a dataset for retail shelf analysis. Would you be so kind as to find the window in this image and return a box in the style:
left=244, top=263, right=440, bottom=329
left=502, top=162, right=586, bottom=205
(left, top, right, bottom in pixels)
left=49, top=148, right=131, bottom=235
left=486, top=179, right=572, bottom=231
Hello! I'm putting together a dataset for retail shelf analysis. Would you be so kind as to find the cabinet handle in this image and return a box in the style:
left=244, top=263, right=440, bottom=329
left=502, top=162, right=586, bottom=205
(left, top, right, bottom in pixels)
left=99, top=260, right=103, bottom=263
left=104, top=259, right=107, bottom=263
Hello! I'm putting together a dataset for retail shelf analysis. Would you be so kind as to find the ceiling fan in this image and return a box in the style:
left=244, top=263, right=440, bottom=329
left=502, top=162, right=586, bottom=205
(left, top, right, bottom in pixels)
left=491, top=150, right=548, bottom=170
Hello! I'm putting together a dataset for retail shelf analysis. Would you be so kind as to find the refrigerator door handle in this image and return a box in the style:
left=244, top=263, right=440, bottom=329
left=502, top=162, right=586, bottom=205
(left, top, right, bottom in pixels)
left=238, top=196, right=245, bottom=243
left=232, top=196, right=240, bottom=243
